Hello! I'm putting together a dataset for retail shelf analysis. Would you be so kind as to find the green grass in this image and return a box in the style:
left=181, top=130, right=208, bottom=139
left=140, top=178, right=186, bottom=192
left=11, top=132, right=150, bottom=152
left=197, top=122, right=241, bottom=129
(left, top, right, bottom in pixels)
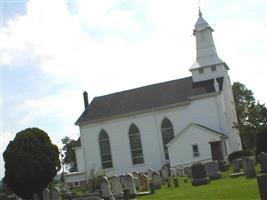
left=138, top=169, right=261, bottom=200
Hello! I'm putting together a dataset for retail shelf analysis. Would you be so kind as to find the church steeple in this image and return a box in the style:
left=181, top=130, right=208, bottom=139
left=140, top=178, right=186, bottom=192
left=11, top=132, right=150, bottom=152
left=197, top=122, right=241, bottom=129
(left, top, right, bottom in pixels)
left=190, top=9, right=229, bottom=82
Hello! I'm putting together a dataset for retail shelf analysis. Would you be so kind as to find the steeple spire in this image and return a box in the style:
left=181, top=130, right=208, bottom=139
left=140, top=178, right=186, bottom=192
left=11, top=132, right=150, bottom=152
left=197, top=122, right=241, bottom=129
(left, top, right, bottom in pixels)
left=190, top=10, right=226, bottom=71
left=198, top=7, right=202, bottom=17
left=190, top=10, right=229, bottom=83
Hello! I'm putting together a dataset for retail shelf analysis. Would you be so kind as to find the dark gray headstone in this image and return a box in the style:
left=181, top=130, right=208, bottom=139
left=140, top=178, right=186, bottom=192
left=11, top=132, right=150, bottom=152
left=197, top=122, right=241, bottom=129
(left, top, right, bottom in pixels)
left=205, top=161, right=222, bottom=180
left=257, top=174, right=267, bottom=200
left=151, top=171, right=161, bottom=189
left=184, top=167, right=192, bottom=177
left=232, top=159, right=241, bottom=173
left=259, top=152, right=267, bottom=173
left=242, top=157, right=256, bottom=178
left=191, top=163, right=210, bottom=186
left=149, top=182, right=155, bottom=194
left=173, top=177, right=179, bottom=187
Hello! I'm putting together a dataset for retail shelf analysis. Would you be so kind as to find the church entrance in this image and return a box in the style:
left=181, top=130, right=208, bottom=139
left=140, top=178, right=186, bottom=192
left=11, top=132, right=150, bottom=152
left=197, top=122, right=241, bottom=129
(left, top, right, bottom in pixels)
left=209, top=141, right=224, bottom=161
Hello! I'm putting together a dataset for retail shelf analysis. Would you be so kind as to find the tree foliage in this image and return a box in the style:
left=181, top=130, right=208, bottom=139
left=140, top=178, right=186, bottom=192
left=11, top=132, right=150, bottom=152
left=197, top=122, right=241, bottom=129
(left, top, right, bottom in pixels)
left=256, top=128, right=267, bottom=155
left=232, top=82, right=267, bottom=150
left=3, top=128, right=61, bottom=199
left=61, top=136, right=78, bottom=172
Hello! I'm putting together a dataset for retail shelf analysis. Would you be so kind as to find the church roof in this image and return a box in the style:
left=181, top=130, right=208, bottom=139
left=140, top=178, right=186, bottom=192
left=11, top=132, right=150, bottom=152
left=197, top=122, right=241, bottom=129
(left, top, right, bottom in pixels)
left=75, top=77, right=223, bottom=125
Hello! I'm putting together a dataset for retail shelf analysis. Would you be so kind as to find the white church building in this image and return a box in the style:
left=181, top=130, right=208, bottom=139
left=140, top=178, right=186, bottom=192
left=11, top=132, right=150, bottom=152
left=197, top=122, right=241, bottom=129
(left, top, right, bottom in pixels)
left=66, top=11, right=242, bottom=186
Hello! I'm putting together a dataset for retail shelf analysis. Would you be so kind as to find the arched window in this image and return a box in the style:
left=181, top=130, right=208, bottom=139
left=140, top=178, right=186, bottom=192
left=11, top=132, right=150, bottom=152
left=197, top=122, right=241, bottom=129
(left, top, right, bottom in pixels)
left=129, top=124, right=144, bottom=165
left=99, top=129, right=113, bottom=169
left=161, top=118, right=174, bottom=160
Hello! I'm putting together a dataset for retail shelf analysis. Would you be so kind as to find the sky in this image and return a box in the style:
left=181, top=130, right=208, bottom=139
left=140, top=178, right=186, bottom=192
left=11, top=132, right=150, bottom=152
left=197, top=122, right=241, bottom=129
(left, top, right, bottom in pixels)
left=0, top=0, right=266, bottom=178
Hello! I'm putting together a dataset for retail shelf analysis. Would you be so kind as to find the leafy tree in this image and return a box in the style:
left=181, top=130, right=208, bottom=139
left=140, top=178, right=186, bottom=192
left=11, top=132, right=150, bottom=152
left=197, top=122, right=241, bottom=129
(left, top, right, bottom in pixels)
left=61, top=136, right=78, bottom=172
left=232, top=82, right=267, bottom=150
left=3, top=128, right=61, bottom=199
left=256, top=128, right=267, bottom=155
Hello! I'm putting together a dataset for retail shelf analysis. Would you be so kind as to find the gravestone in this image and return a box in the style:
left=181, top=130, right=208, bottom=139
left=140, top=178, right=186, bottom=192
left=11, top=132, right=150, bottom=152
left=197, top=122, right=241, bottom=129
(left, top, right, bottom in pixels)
left=259, top=152, right=267, bottom=173
left=242, top=157, right=256, bottom=178
left=147, top=169, right=153, bottom=181
left=109, top=176, right=123, bottom=199
left=33, top=194, right=40, bottom=200
left=52, top=187, right=62, bottom=200
left=176, top=168, right=185, bottom=177
left=119, top=174, right=125, bottom=188
left=232, top=159, right=241, bottom=173
left=132, top=171, right=138, bottom=178
left=205, top=161, right=222, bottom=180
left=139, top=173, right=149, bottom=191
left=173, top=177, right=179, bottom=187
left=257, top=174, right=267, bottom=200
left=170, top=168, right=177, bottom=177
left=149, top=182, right=155, bottom=194
left=184, top=167, right=192, bottom=177
left=100, top=176, right=113, bottom=200
left=124, top=173, right=137, bottom=198
left=191, top=163, right=210, bottom=186
left=161, top=166, right=169, bottom=182
left=133, top=177, right=140, bottom=191
left=42, top=188, right=50, bottom=200
left=152, top=171, right=161, bottom=189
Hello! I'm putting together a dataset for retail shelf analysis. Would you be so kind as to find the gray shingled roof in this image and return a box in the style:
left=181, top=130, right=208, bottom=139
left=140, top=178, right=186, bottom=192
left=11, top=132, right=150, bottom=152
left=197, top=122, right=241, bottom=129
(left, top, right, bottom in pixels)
left=75, top=76, right=223, bottom=125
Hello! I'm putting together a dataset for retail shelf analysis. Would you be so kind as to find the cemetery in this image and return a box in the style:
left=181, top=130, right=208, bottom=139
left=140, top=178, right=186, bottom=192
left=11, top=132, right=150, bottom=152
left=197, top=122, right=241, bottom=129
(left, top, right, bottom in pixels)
left=5, top=154, right=265, bottom=200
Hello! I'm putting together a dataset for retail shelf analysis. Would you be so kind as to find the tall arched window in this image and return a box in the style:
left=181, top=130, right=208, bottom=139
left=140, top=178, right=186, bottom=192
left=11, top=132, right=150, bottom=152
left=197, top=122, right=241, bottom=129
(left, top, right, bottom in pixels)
left=99, top=129, right=113, bottom=169
left=161, top=118, right=174, bottom=160
left=129, top=124, right=144, bottom=165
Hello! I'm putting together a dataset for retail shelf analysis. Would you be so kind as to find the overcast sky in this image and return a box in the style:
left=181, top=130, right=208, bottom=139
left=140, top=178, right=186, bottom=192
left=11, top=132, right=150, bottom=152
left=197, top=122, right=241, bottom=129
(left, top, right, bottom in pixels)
left=1, top=0, right=266, bottom=178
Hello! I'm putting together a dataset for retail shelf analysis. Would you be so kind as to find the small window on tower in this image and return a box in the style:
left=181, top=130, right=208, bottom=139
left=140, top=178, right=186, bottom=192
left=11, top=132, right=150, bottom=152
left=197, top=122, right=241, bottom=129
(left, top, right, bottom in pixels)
left=199, top=68, right=204, bottom=74
left=192, top=144, right=200, bottom=157
left=211, top=65, right=216, bottom=72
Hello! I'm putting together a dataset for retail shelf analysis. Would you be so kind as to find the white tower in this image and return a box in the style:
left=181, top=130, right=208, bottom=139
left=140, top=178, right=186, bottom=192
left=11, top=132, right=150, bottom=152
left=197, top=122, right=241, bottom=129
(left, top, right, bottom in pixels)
left=190, top=9, right=229, bottom=82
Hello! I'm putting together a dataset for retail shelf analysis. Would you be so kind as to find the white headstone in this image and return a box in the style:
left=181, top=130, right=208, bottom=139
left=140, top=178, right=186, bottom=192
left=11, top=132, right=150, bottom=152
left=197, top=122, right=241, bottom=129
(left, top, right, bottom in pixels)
left=100, top=176, right=113, bottom=199
left=124, top=173, right=137, bottom=196
left=170, top=168, right=177, bottom=177
left=119, top=174, right=126, bottom=188
left=161, top=166, right=169, bottom=181
left=109, top=176, right=123, bottom=197
left=132, top=171, right=138, bottom=178
left=147, top=168, right=153, bottom=181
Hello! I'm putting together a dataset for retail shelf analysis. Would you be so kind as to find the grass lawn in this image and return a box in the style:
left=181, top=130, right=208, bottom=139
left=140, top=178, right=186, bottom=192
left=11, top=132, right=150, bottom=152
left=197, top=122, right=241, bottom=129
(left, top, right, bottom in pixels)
left=138, top=173, right=260, bottom=200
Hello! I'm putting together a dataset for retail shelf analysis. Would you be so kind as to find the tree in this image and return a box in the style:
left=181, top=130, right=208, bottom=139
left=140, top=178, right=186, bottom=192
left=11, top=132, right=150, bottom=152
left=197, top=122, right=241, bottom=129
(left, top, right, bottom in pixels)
left=3, top=128, right=61, bottom=199
left=256, top=128, right=267, bottom=155
left=232, top=82, right=267, bottom=150
left=61, top=136, right=79, bottom=172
